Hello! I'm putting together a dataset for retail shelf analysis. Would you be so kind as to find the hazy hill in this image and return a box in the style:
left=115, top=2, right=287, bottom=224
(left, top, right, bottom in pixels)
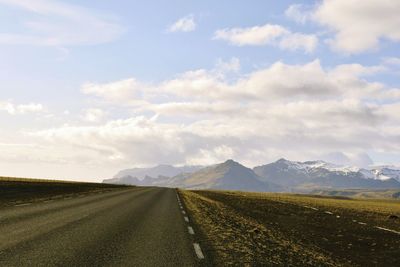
left=310, top=189, right=400, bottom=199
left=112, top=164, right=203, bottom=180
left=103, top=175, right=160, bottom=186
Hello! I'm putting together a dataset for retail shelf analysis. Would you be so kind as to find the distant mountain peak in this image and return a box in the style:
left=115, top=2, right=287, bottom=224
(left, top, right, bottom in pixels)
left=222, top=159, right=240, bottom=166
left=303, top=160, right=327, bottom=165
left=276, top=158, right=289, bottom=163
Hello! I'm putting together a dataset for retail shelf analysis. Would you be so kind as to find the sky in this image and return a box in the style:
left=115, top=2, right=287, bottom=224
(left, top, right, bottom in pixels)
left=1, top=0, right=400, bottom=181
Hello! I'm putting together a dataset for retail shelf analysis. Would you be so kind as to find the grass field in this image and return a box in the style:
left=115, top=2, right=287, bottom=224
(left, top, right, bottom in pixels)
left=0, top=176, right=129, bottom=206
left=180, top=190, right=400, bottom=266
left=311, top=189, right=400, bottom=199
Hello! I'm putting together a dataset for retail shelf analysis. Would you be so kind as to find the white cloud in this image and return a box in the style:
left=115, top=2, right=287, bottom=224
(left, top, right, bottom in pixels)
left=0, top=101, right=44, bottom=115
left=30, top=97, right=400, bottom=168
left=278, top=33, right=318, bottom=53
left=26, top=59, right=400, bottom=169
left=0, top=0, right=124, bottom=46
left=81, top=108, right=106, bottom=123
left=285, top=4, right=313, bottom=24
left=81, top=78, right=148, bottom=105
left=215, top=57, right=240, bottom=74
left=214, top=24, right=288, bottom=46
left=313, top=0, right=400, bottom=54
left=167, top=15, right=196, bottom=33
left=321, top=152, right=373, bottom=167
left=213, top=23, right=317, bottom=52
left=82, top=59, right=391, bottom=106
left=17, top=103, right=44, bottom=114
left=32, top=116, right=189, bottom=165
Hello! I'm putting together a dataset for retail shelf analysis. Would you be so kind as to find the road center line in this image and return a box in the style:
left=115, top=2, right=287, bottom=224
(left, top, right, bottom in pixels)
left=184, top=216, right=189, bottom=222
left=182, top=210, right=186, bottom=214
left=193, top=243, right=205, bottom=259
left=188, top=226, right=195, bottom=235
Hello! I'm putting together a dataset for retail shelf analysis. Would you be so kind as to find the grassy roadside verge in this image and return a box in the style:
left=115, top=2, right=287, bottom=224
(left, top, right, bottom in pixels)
left=179, top=190, right=340, bottom=266
left=180, top=190, right=400, bottom=266
left=0, top=176, right=130, bottom=206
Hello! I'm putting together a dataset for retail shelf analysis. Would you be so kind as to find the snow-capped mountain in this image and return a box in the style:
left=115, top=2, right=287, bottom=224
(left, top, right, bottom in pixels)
left=273, top=159, right=360, bottom=174
left=370, top=166, right=400, bottom=181
left=300, top=162, right=400, bottom=182
left=255, top=158, right=400, bottom=181
left=253, top=158, right=400, bottom=191
left=104, top=158, right=400, bottom=193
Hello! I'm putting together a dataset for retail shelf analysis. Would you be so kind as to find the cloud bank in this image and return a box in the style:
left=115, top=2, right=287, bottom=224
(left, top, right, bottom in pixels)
left=26, top=59, right=400, bottom=169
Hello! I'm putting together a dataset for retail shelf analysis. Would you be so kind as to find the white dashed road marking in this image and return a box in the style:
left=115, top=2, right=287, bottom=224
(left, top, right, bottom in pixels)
left=358, top=222, right=367, bottom=225
left=193, top=243, right=205, bottom=259
left=375, top=226, right=400, bottom=235
left=176, top=190, right=205, bottom=260
left=303, top=205, right=319, bottom=211
left=15, top=203, right=32, bottom=207
left=188, top=226, right=195, bottom=235
left=324, top=211, right=333, bottom=215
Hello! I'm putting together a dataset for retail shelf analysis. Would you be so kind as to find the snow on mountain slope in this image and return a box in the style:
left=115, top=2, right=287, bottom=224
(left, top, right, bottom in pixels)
left=371, top=167, right=400, bottom=181
left=259, top=158, right=400, bottom=181
left=274, top=159, right=362, bottom=175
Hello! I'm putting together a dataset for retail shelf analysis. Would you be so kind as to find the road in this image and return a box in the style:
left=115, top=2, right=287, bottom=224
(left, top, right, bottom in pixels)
left=0, top=187, right=201, bottom=266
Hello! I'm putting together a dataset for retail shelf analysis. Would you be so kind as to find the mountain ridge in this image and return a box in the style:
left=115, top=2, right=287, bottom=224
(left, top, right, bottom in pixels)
left=104, top=158, right=400, bottom=192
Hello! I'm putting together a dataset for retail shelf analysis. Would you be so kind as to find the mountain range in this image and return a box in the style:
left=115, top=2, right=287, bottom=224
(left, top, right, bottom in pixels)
left=103, top=158, right=400, bottom=193
left=112, top=164, right=203, bottom=180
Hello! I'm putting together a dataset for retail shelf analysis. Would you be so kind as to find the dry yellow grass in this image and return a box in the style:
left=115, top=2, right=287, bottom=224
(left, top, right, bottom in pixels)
left=0, top=176, right=128, bottom=206
left=180, top=190, right=342, bottom=266
left=181, top=189, right=400, bottom=266
left=224, top=191, right=400, bottom=216
left=0, top=176, right=89, bottom=184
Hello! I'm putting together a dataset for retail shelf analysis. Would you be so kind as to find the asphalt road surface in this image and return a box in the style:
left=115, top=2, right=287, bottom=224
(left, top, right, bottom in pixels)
left=0, top=187, right=201, bottom=266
